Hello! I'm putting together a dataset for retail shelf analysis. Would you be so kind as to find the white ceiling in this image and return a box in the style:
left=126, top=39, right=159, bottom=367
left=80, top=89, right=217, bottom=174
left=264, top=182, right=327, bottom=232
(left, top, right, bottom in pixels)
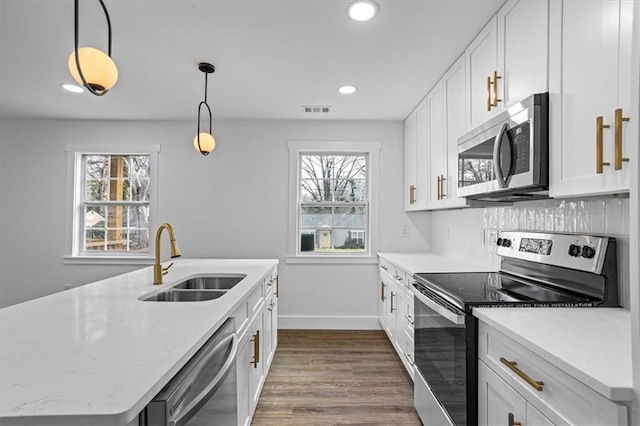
left=0, top=0, right=505, bottom=121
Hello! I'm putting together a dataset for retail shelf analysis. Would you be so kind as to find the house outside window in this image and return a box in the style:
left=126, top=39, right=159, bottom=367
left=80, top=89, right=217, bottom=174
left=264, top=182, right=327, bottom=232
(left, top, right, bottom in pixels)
left=64, top=145, right=159, bottom=263
left=288, top=141, right=380, bottom=262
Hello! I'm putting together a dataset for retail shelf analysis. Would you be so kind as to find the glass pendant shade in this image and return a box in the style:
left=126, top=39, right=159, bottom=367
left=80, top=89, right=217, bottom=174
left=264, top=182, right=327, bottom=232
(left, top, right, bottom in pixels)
left=68, top=47, right=118, bottom=91
left=194, top=132, right=216, bottom=155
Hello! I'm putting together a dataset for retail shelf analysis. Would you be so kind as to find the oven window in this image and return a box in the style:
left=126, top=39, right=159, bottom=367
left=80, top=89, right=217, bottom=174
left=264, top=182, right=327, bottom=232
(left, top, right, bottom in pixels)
left=414, top=299, right=469, bottom=425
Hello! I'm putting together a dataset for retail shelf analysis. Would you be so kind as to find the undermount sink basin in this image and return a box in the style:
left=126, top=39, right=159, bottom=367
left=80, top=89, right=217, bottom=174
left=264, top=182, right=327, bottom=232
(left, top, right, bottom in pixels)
left=142, top=289, right=226, bottom=302
left=173, top=274, right=246, bottom=290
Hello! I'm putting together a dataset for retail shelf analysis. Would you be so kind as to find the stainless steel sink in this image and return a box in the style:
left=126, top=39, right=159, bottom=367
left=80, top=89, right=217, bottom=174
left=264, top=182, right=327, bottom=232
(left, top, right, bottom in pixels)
left=172, top=275, right=246, bottom=290
left=142, top=289, right=226, bottom=302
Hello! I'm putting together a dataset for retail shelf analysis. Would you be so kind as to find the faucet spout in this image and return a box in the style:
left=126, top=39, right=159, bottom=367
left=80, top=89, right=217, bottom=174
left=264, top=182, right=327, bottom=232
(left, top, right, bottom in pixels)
left=154, top=223, right=181, bottom=285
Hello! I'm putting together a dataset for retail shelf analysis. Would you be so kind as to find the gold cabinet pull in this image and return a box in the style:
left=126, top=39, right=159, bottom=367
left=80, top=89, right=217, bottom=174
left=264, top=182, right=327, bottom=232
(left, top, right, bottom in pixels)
left=436, top=175, right=442, bottom=200
left=614, top=108, right=630, bottom=170
left=508, top=412, right=522, bottom=426
left=500, top=357, right=543, bottom=391
left=492, top=70, right=502, bottom=107
left=440, top=175, right=446, bottom=199
left=390, top=291, right=395, bottom=313
left=596, top=116, right=611, bottom=174
left=274, top=275, right=279, bottom=297
left=486, top=75, right=492, bottom=111
left=250, top=330, right=260, bottom=368
left=380, top=281, right=386, bottom=301
left=409, top=185, right=416, bottom=204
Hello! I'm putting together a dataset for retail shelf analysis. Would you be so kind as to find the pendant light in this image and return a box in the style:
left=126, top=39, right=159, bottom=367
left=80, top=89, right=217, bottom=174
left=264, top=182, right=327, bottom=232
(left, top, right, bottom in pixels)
left=194, top=62, right=216, bottom=156
left=68, top=0, right=118, bottom=96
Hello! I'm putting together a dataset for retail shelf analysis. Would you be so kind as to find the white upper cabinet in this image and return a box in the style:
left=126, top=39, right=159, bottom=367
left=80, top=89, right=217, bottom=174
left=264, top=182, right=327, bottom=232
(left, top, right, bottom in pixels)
left=466, top=0, right=549, bottom=129
left=549, top=0, right=634, bottom=197
left=466, top=16, right=498, bottom=130
left=427, top=55, right=469, bottom=210
left=404, top=99, right=429, bottom=211
left=496, top=0, right=549, bottom=110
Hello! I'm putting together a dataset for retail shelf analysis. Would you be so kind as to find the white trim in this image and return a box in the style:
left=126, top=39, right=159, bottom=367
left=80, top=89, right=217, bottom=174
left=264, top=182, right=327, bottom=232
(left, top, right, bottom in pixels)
left=287, top=141, right=381, bottom=260
left=64, top=144, right=160, bottom=264
left=278, top=315, right=382, bottom=330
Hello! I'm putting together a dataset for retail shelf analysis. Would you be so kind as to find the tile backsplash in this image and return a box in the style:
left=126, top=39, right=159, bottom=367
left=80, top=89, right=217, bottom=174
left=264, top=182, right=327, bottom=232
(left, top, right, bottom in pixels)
left=481, top=196, right=629, bottom=252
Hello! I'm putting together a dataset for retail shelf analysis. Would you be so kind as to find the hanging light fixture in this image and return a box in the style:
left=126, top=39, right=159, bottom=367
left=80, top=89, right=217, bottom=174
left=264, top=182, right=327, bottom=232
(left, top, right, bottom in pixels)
left=194, top=62, right=216, bottom=156
left=68, top=0, right=118, bottom=96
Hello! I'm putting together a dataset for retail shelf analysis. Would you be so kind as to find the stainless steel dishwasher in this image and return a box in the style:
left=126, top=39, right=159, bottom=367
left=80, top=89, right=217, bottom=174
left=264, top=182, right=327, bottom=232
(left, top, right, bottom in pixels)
left=143, top=318, right=238, bottom=426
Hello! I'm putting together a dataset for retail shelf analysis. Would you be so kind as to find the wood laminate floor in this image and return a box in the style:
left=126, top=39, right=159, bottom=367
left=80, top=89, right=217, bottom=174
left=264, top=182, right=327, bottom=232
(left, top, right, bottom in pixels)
left=251, top=330, right=422, bottom=426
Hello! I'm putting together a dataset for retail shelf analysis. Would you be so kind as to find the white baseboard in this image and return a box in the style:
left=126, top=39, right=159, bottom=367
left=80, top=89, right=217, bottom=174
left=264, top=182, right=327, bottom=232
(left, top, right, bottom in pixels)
left=278, top=315, right=382, bottom=330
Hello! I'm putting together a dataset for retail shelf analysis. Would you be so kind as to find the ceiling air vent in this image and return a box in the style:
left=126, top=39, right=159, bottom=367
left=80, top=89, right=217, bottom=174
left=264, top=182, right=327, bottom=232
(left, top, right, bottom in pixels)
left=302, top=106, right=331, bottom=113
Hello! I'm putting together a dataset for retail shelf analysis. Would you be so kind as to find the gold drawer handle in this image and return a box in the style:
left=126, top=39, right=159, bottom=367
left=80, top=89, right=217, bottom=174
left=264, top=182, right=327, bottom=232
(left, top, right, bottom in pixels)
left=250, top=330, right=260, bottom=368
left=500, top=357, right=544, bottom=391
left=380, top=281, right=386, bottom=301
left=486, top=75, right=492, bottom=111
left=596, top=116, right=611, bottom=174
left=492, top=70, right=502, bottom=107
left=614, top=108, right=630, bottom=170
left=409, top=185, right=416, bottom=204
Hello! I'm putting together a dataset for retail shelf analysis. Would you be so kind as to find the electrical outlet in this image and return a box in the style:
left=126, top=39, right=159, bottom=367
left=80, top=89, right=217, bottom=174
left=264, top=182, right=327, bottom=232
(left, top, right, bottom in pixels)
left=401, top=227, right=409, bottom=238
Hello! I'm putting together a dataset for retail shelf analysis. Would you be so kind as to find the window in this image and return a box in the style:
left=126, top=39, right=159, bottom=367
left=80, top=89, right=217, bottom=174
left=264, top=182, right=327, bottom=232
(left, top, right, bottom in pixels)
left=65, top=145, right=159, bottom=263
left=288, top=141, right=380, bottom=262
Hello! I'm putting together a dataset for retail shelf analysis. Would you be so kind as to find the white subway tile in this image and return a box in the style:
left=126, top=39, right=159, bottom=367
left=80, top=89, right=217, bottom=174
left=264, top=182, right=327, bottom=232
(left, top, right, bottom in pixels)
left=554, top=200, right=565, bottom=232
left=544, top=201, right=554, bottom=232
left=622, top=198, right=629, bottom=234
left=510, top=208, right=520, bottom=230
left=526, top=207, right=535, bottom=230
left=591, top=199, right=606, bottom=234
left=577, top=200, right=591, bottom=233
left=566, top=200, right=578, bottom=233
left=605, top=199, right=623, bottom=235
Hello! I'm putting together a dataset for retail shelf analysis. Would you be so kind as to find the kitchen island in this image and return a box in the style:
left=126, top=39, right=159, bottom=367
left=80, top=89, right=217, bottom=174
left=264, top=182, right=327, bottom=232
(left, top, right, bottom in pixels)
left=0, top=258, right=278, bottom=426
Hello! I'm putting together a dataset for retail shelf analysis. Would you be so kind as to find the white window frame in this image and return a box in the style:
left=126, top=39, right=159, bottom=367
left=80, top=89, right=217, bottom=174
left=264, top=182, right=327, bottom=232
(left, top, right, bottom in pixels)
left=287, top=141, right=380, bottom=264
left=64, top=144, right=160, bottom=265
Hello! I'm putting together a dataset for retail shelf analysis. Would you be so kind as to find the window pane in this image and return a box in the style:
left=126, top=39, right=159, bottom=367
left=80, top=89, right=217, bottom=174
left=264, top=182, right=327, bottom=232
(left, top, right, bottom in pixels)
left=334, top=206, right=366, bottom=228
left=300, top=154, right=367, bottom=202
left=301, top=206, right=332, bottom=228
left=83, top=205, right=149, bottom=253
left=83, top=154, right=151, bottom=202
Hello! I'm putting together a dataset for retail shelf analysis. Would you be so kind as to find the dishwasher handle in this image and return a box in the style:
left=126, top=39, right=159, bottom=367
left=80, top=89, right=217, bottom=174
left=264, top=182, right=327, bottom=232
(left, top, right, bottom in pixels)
left=170, top=332, right=238, bottom=425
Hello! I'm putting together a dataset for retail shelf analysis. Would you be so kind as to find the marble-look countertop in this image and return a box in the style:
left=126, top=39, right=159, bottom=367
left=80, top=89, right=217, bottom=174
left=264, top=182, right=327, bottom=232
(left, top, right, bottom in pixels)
left=473, top=307, right=633, bottom=402
left=0, top=258, right=278, bottom=426
left=378, top=251, right=496, bottom=274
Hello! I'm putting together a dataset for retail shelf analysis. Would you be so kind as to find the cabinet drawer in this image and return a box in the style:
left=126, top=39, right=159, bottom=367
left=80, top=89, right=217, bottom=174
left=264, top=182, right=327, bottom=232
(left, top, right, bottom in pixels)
left=379, top=258, right=392, bottom=274
left=249, top=280, right=264, bottom=316
left=478, top=322, right=628, bottom=425
left=232, top=300, right=249, bottom=337
left=405, top=296, right=415, bottom=332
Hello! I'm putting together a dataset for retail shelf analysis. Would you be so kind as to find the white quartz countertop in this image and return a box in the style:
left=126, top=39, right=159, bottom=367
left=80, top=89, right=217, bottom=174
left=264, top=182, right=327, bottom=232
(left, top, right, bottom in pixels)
left=473, top=307, right=633, bottom=401
left=378, top=251, right=496, bottom=274
left=0, top=258, right=278, bottom=426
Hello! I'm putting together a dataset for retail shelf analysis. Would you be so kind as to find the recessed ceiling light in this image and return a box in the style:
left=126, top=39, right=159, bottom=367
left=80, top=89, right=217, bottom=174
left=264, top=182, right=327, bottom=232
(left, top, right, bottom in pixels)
left=60, top=83, right=84, bottom=93
left=338, top=85, right=357, bottom=95
left=347, top=0, right=378, bottom=21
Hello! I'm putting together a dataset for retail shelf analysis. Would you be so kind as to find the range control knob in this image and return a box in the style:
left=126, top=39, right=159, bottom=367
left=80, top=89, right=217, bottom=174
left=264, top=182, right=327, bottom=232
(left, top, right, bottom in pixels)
left=504, top=239, right=512, bottom=247
left=496, top=238, right=503, bottom=246
left=581, top=246, right=596, bottom=259
left=568, top=244, right=581, bottom=257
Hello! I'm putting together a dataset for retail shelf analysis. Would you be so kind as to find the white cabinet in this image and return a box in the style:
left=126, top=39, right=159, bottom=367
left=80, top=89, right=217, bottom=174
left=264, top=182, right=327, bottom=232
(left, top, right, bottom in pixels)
left=466, top=15, right=498, bottom=129
left=428, top=55, right=469, bottom=209
left=466, top=0, right=549, bottom=129
left=549, top=0, right=635, bottom=197
left=236, top=267, right=278, bottom=426
left=404, top=99, right=429, bottom=211
left=478, top=321, right=628, bottom=426
left=496, top=0, right=549, bottom=110
left=479, top=360, right=554, bottom=426
left=378, top=257, right=414, bottom=380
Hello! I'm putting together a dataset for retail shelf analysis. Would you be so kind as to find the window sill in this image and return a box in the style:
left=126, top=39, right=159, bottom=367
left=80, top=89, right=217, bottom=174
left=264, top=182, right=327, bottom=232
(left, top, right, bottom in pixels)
left=63, top=255, right=154, bottom=266
left=285, top=255, right=379, bottom=265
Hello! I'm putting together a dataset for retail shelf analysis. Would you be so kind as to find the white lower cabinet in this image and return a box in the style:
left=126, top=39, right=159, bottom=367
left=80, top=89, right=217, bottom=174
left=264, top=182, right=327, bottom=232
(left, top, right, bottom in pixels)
left=478, top=321, right=628, bottom=426
left=378, top=257, right=414, bottom=380
left=479, top=360, right=554, bottom=426
left=236, top=268, right=278, bottom=426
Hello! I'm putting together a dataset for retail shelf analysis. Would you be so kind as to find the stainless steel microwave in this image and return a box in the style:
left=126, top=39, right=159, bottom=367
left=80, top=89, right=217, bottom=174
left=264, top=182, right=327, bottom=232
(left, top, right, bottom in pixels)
left=457, top=93, right=548, bottom=202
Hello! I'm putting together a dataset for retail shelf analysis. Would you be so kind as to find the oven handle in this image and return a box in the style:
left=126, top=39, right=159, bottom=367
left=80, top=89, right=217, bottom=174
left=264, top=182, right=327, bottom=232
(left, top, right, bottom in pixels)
left=493, top=122, right=510, bottom=188
left=411, top=285, right=465, bottom=325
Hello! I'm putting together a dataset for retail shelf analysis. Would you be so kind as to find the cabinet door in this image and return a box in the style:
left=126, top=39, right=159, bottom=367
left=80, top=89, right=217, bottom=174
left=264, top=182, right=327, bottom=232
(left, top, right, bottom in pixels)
left=392, top=288, right=406, bottom=355
left=266, top=293, right=278, bottom=367
left=497, top=0, right=549, bottom=109
left=378, top=274, right=388, bottom=329
left=549, top=0, right=633, bottom=197
left=527, top=403, right=556, bottom=426
left=466, top=16, right=498, bottom=130
left=414, top=99, right=429, bottom=210
left=478, top=361, right=527, bottom=426
left=248, top=311, right=265, bottom=413
left=442, top=55, right=468, bottom=208
left=427, top=82, right=446, bottom=208
left=236, top=336, right=251, bottom=426
left=404, top=111, right=417, bottom=210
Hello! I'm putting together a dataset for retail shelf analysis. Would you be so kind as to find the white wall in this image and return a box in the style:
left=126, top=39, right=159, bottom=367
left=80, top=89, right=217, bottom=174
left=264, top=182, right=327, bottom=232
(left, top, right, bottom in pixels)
left=0, top=118, right=431, bottom=328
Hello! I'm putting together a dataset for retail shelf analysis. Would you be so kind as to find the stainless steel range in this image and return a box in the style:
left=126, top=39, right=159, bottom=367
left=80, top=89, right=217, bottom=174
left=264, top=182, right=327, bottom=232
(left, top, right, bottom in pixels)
left=411, top=231, right=619, bottom=426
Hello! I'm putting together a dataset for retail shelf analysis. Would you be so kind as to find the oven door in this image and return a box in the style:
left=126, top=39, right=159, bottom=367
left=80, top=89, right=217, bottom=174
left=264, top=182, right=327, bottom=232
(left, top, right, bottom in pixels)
left=412, top=285, right=477, bottom=426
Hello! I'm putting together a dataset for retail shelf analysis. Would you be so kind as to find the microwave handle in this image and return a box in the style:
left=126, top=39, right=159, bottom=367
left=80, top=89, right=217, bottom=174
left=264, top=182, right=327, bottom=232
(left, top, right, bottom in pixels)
left=493, top=122, right=510, bottom=188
